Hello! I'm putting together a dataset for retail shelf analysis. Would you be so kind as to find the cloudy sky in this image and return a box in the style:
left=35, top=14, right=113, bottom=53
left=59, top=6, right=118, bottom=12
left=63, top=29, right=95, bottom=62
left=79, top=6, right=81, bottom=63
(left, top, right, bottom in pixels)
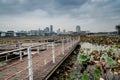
left=0, top=0, right=120, bottom=32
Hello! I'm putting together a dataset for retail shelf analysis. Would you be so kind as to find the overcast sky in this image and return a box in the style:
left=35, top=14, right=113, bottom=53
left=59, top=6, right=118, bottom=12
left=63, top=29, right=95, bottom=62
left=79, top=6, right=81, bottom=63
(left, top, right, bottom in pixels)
left=0, top=0, right=120, bottom=32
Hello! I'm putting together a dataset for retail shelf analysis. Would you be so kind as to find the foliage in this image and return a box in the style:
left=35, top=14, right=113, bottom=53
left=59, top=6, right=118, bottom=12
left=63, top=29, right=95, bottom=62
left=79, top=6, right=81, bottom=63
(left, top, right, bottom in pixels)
left=93, top=69, right=101, bottom=80
left=104, top=56, right=116, bottom=66
left=86, top=48, right=90, bottom=51
left=93, top=69, right=101, bottom=76
left=55, top=36, right=120, bottom=80
left=79, top=54, right=90, bottom=62
left=107, top=48, right=115, bottom=55
left=112, top=44, right=118, bottom=49
left=82, top=74, right=89, bottom=80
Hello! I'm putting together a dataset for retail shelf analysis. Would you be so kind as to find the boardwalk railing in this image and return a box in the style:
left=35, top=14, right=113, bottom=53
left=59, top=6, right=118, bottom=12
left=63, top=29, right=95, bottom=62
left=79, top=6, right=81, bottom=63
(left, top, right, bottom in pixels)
left=0, top=36, right=80, bottom=80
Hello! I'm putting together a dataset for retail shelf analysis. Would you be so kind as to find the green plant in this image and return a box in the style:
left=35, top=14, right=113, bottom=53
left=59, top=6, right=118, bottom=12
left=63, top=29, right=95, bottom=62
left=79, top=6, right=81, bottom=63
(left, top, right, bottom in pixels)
left=86, top=48, right=90, bottom=51
left=68, top=69, right=81, bottom=80
left=93, top=69, right=101, bottom=80
left=79, top=54, right=90, bottom=62
left=93, top=69, right=101, bottom=76
left=107, top=48, right=115, bottom=55
left=112, top=44, right=118, bottom=49
left=104, top=56, right=116, bottom=68
left=82, top=73, right=89, bottom=80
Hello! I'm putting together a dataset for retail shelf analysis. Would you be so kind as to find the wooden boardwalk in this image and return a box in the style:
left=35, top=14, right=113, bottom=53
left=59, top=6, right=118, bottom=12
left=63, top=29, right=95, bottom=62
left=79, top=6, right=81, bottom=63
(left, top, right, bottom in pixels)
left=0, top=38, right=79, bottom=80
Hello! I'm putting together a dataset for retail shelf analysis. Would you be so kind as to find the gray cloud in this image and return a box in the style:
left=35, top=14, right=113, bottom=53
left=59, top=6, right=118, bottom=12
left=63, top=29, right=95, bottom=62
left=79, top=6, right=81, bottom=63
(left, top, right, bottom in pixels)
left=0, top=0, right=120, bottom=32
left=0, top=0, right=88, bottom=15
left=0, top=0, right=52, bottom=15
left=54, top=0, right=88, bottom=9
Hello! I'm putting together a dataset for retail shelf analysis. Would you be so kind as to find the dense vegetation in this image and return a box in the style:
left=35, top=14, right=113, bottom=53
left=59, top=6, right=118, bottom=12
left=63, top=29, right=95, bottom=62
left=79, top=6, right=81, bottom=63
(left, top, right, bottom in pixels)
left=50, top=36, right=120, bottom=80
left=81, top=36, right=120, bottom=46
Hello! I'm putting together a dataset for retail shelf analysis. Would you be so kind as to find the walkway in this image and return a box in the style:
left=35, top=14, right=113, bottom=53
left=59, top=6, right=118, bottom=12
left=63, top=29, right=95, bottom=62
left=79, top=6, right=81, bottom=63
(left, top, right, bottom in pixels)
left=0, top=37, right=80, bottom=80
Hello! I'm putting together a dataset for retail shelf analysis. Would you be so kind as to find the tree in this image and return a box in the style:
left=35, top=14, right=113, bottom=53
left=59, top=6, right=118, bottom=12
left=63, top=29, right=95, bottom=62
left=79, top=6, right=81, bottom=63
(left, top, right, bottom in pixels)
left=116, top=24, right=120, bottom=35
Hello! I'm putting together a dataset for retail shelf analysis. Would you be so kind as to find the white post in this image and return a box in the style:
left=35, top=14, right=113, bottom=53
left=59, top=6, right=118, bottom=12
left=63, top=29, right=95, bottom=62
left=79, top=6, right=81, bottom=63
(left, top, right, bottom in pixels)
left=20, top=51, right=22, bottom=61
left=52, top=42, right=55, bottom=63
left=6, top=53, right=10, bottom=62
left=69, top=38, right=71, bottom=49
left=47, top=44, right=49, bottom=50
left=46, top=44, right=48, bottom=49
left=30, top=40, right=32, bottom=46
left=67, top=38, right=69, bottom=49
left=27, top=47, right=33, bottom=80
left=6, top=55, right=8, bottom=62
left=72, top=38, right=74, bottom=47
left=70, top=38, right=72, bottom=47
left=62, top=39, right=65, bottom=55
left=44, top=59, right=47, bottom=65
left=37, top=46, right=40, bottom=54
left=78, top=36, right=80, bottom=42
left=91, top=44, right=93, bottom=53
left=43, top=45, right=45, bottom=50
left=73, top=39, right=75, bottom=46
left=5, top=41, right=8, bottom=50
left=19, top=43, right=22, bottom=61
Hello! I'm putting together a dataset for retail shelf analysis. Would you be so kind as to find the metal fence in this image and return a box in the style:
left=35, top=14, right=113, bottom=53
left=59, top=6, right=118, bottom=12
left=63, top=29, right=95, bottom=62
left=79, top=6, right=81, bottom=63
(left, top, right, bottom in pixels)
left=0, top=36, right=80, bottom=80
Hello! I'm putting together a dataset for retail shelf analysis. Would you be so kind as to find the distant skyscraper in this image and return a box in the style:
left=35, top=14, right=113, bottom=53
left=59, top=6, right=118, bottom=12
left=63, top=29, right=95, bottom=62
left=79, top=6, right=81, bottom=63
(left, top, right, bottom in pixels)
left=50, top=25, right=53, bottom=33
left=44, top=27, right=49, bottom=32
left=63, top=29, right=66, bottom=33
left=76, top=25, right=81, bottom=33
left=57, top=28, right=60, bottom=34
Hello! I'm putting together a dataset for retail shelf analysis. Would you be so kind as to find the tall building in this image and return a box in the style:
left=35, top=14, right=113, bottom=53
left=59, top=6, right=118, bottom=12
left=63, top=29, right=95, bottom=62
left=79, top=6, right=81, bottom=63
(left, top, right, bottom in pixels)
left=6, top=31, right=16, bottom=37
left=44, top=27, right=49, bottom=32
left=63, top=29, right=66, bottom=33
left=0, top=31, right=6, bottom=37
left=57, top=28, right=60, bottom=35
left=50, top=25, right=53, bottom=33
left=76, top=25, right=81, bottom=33
left=16, top=31, right=27, bottom=37
left=29, top=30, right=39, bottom=36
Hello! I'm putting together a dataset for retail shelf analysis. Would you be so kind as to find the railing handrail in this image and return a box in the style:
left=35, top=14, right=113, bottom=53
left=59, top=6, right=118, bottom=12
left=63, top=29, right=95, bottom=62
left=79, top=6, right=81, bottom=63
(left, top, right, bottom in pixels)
left=0, top=38, right=69, bottom=55
left=0, top=43, right=51, bottom=55
left=0, top=36, right=80, bottom=80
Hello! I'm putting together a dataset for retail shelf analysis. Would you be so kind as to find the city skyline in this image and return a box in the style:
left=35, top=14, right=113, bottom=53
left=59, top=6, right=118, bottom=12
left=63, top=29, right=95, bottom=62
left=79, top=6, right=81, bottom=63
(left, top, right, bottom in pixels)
left=0, top=0, right=120, bottom=32
left=0, top=25, right=84, bottom=37
left=0, top=25, right=81, bottom=33
left=0, top=25, right=78, bottom=32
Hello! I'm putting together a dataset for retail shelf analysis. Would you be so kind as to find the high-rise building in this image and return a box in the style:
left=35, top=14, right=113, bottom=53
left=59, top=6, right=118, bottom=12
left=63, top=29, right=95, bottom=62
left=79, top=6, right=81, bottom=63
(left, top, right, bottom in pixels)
left=76, top=25, right=81, bottom=33
left=63, top=29, right=66, bottom=33
left=6, top=31, right=16, bottom=37
left=44, top=27, right=49, bottom=32
left=0, top=31, right=6, bottom=37
left=57, top=28, right=60, bottom=35
left=29, top=30, right=39, bottom=36
left=50, top=25, right=53, bottom=33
